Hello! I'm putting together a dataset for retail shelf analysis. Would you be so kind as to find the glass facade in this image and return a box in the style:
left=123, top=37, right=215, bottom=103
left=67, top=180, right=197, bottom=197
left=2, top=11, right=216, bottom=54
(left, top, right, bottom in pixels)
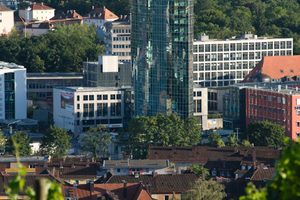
left=131, top=0, right=194, bottom=118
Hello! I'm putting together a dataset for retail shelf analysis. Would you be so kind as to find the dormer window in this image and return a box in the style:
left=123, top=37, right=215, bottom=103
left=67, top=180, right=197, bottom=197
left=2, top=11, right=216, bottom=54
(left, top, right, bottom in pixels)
left=242, top=165, right=246, bottom=170
left=247, top=165, right=252, bottom=170
left=280, top=69, right=284, bottom=73
left=264, top=178, right=268, bottom=182
left=291, top=69, right=294, bottom=72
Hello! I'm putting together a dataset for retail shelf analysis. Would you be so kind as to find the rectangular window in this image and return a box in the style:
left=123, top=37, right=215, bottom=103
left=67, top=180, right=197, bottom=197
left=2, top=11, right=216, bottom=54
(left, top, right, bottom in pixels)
left=117, top=94, right=121, bottom=99
left=97, top=95, right=102, bottom=100
left=282, top=98, right=286, bottom=104
left=268, top=96, right=271, bottom=102
left=103, top=95, right=108, bottom=100
left=297, top=133, right=300, bottom=139
left=297, top=110, right=300, bottom=116
left=297, top=99, right=300, bottom=105
left=83, top=104, right=88, bottom=117
left=197, top=91, right=201, bottom=97
left=111, top=94, right=116, bottom=100
left=89, top=95, right=94, bottom=100
left=83, top=95, right=88, bottom=101
left=77, top=95, right=80, bottom=101
left=77, top=104, right=80, bottom=109
left=278, top=97, right=281, bottom=103
left=297, top=122, right=300, bottom=127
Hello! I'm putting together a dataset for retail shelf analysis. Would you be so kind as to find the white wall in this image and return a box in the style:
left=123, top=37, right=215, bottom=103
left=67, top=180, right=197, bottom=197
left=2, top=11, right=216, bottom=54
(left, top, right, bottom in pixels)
left=30, top=141, right=41, bottom=154
left=0, top=10, right=14, bottom=35
left=53, top=88, right=75, bottom=132
left=98, top=55, right=118, bottom=72
left=32, top=9, right=54, bottom=21
left=15, top=69, right=27, bottom=119
left=25, top=28, right=50, bottom=36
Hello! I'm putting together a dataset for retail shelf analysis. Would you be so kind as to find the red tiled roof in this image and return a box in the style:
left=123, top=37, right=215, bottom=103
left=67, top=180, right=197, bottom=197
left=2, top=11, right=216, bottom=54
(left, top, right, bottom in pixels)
left=85, top=7, right=118, bottom=20
left=51, top=10, right=83, bottom=20
left=106, top=174, right=199, bottom=194
left=0, top=4, right=12, bottom=11
left=62, top=183, right=153, bottom=200
left=19, top=3, right=55, bottom=10
left=243, top=55, right=300, bottom=82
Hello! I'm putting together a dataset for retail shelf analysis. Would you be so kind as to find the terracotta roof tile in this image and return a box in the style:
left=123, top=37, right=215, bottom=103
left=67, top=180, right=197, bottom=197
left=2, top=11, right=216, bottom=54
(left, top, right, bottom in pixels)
left=243, top=55, right=300, bottom=82
left=19, top=3, right=54, bottom=10
left=85, top=7, right=118, bottom=20
left=0, top=4, right=12, bottom=11
left=250, top=166, right=276, bottom=181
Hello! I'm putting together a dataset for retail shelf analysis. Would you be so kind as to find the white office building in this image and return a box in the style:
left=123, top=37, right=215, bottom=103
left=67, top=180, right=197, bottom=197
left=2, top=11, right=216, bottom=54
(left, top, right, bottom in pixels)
left=193, top=33, right=293, bottom=87
left=0, top=61, right=27, bottom=120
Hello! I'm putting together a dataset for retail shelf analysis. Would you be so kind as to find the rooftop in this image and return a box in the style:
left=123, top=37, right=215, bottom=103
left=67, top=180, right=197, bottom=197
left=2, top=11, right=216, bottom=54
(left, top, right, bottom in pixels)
left=0, top=4, right=12, bottom=11
left=51, top=10, right=83, bottom=20
left=0, top=61, right=24, bottom=70
left=0, top=155, right=49, bottom=163
left=56, top=86, right=131, bottom=93
left=103, top=160, right=169, bottom=168
left=85, top=6, right=118, bottom=20
left=19, top=3, right=55, bottom=10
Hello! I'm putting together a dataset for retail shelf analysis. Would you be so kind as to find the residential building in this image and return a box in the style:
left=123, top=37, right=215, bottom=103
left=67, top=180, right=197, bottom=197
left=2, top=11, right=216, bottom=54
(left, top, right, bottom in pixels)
left=193, top=33, right=293, bottom=87
left=193, top=86, right=208, bottom=130
left=50, top=10, right=82, bottom=20
left=83, top=55, right=131, bottom=87
left=19, top=3, right=55, bottom=22
left=0, top=61, right=27, bottom=120
left=0, top=0, right=17, bottom=10
left=27, top=72, right=83, bottom=100
left=83, top=6, right=118, bottom=28
left=102, top=160, right=170, bottom=175
left=132, top=0, right=194, bottom=118
left=0, top=4, right=14, bottom=35
left=243, top=55, right=300, bottom=83
left=14, top=16, right=25, bottom=33
left=53, top=86, right=131, bottom=134
left=105, top=173, right=199, bottom=200
left=103, top=15, right=131, bottom=62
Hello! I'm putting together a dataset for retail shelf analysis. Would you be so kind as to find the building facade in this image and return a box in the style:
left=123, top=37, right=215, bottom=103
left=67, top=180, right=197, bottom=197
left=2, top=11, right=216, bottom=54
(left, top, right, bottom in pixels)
left=103, top=16, right=131, bottom=62
left=193, top=33, right=293, bottom=87
left=83, top=6, right=118, bottom=28
left=193, top=86, right=208, bottom=130
left=0, top=4, right=14, bottom=35
left=53, top=87, right=131, bottom=134
left=19, top=3, right=55, bottom=22
left=131, top=0, right=194, bottom=118
left=0, top=61, right=27, bottom=120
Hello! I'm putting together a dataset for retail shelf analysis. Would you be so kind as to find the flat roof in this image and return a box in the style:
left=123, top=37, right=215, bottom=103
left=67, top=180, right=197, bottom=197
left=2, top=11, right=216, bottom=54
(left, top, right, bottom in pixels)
left=0, top=155, right=50, bottom=163
left=56, top=86, right=131, bottom=92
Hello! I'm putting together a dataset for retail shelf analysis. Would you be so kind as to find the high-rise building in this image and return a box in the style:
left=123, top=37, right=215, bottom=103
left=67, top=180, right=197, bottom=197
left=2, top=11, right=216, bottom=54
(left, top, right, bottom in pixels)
left=131, top=0, right=194, bottom=118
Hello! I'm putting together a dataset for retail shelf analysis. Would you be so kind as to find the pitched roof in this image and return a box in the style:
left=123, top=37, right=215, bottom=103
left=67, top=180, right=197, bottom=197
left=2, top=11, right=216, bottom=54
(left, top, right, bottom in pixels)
left=103, top=159, right=168, bottom=168
left=106, top=174, right=199, bottom=194
left=243, top=55, right=300, bottom=83
left=250, top=166, right=276, bottom=181
left=62, top=183, right=153, bottom=200
left=0, top=4, right=12, bottom=11
left=25, top=19, right=82, bottom=30
left=85, top=7, right=118, bottom=20
left=19, top=3, right=54, bottom=10
left=51, top=10, right=83, bottom=20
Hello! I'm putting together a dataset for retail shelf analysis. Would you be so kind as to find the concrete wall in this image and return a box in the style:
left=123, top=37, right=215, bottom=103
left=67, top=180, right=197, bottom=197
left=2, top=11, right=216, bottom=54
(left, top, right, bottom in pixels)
left=15, top=69, right=27, bottom=119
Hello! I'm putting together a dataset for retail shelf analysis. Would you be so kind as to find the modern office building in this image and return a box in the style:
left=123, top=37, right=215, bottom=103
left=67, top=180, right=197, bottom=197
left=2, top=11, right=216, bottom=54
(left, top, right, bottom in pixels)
left=83, top=55, right=131, bottom=88
left=0, top=61, right=27, bottom=120
left=131, top=0, right=194, bottom=118
left=193, top=33, right=293, bottom=87
left=103, top=15, right=131, bottom=62
left=53, top=86, right=131, bottom=134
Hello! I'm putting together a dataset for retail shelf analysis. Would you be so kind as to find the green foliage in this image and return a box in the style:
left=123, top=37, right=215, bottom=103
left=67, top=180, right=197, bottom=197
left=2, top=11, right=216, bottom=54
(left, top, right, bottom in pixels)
left=240, top=140, right=252, bottom=147
left=240, top=182, right=267, bottom=200
left=40, top=126, right=71, bottom=158
left=208, top=132, right=225, bottom=147
left=0, top=24, right=103, bottom=73
left=228, top=133, right=238, bottom=146
left=117, top=114, right=202, bottom=159
left=244, top=121, right=285, bottom=148
left=5, top=132, right=32, bottom=156
left=182, top=178, right=227, bottom=200
left=82, top=125, right=112, bottom=157
left=0, top=131, right=6, bottom=152
left=190, top=165, right=210, bottom=179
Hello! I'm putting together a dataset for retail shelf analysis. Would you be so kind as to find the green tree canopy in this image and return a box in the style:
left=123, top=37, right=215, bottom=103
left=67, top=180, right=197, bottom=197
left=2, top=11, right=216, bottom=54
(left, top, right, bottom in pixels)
left=5, top=132, right=32, bottom=156
left=81, top=125, right=112, bottom=157
left=40, top=126, right=71, bottom=158
left=182, top=178, right=227, bottom=200
left=243, top=121, right=285, bottom=147
left=208, top=131, right=225, bottom=147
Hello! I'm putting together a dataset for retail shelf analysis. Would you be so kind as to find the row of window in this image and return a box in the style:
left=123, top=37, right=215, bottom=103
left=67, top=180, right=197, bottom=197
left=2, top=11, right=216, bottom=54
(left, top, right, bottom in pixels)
left=27, top=82, right=82, bottom=89
left=113, top=52, right=131, bottom=56
left=193, top=91, right=202, bottom=97
left=193, top=50, right=292, bottom=62
left=194, top=62, right=257, bottom=71
left=250, top=93, right=286, bottom=104
left=250, top=115, right=287, bottom=125
left=79, top=94, right=122, bottom=101
left=79, top=102, right=122, bottom=117
left=112, top=29, right=130, bottom=33
left=194, top=80, right=236, bottom=87
left=193, top=41, right=292, bottom=53
left=113, top=37, right=130, bottom=41
left=194, top=71, right=249, bottom=81
left=249, top=104, right=287, bottom=114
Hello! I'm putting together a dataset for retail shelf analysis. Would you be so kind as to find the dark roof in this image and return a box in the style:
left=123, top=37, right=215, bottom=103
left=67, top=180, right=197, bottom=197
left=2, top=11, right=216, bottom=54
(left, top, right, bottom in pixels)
left=62, top=183, right=152, bottom=200
left=26, top=19, right=82, bottom=29
left=250, top=166, right=276, bottom=181
left=103, top=159, right=168, bottom=168
left=19, top=3, right=54, bottom=10
left=50, top=10, right=83, bottom=20
left=106, top=174, right=199, bottom=194
left=85, top=7, right=118, bottom=20
left=0, top=4, right=12, bottom=11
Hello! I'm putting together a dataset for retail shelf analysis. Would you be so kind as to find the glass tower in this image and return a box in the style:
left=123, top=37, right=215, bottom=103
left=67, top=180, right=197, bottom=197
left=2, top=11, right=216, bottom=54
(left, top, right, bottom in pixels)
left=131, top=0, right=194, bottom=119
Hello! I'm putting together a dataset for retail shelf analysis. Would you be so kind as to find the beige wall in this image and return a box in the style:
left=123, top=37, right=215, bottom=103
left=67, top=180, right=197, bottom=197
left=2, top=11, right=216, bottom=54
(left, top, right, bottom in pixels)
left=0, top=10, right=14, bottom=35
left=152, top=193, right=181, bottom=200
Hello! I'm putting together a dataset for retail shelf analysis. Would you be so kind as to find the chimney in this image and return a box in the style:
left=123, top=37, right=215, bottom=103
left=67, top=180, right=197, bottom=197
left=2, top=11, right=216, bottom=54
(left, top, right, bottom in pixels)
left=202, top=170, right=206, bottom=181
left=153, top=172, right=158, bottom=177
left=63, top=157, right=66, bottom=163
left=86, top=159, right=90, bottom=167
left=122, top=180, right=127, bottom=198
left=60, top=161, right=63, bottom=168
left=41, top=2, right=43, bottom=6
left=89, top=181, right=94, bottom=194
left=92, top=157, right=95, bottom=163
left=252, top=147, right=257, bottom=162
left=52, top=167, right=56, bottom=175
left=223, top=159, right=226, bottom=168
left=103, top=6, right=106, bottom=11
left=234, top=145, right=238, bottom=153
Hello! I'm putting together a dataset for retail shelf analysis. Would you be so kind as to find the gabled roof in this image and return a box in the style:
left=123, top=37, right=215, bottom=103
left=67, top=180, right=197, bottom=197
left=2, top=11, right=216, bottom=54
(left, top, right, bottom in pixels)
left=250, top=166, right=276, bottom=181
left=19, top=3, right=55, bottom=10
left=243, top=55, right=300, bottom=83
left=85, top=7, right=118, bottom=20
left=51, top=10, right=83, bottom=20
left=103, top=159, right=168, bottom=168
left=25, top=19, right=82, bottom=30
left=0, top=4, right=12, bottom=11
left=106, top=173, right=199, bottom=194
left=62, top=183, right=153, bottom=200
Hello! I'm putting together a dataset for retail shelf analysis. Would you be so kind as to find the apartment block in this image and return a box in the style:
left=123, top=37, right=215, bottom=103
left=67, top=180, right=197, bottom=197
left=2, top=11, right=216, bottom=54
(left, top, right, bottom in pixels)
left=193, top=33, right=293, bottom=87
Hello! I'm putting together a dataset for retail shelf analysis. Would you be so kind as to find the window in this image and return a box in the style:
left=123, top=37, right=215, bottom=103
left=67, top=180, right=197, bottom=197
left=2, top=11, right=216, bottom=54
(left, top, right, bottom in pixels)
left=117, top=94, right=121, bottom=99
left=282, top=98, right=286, bottom=104
left=111, top=94, right=115, bottom=100
left=164, top=195, right=169, bottom=200
left=297, top=122, right=300, bottom=127
left=297, top=133, right=300, bottom=139
left=117, top=168, right=121, bottom=172
left=103, top=95, right=108, bottom=100
left=278, top=97, right=281, bottom=103
left=77, top=95, right=80, bottom=101
left=77, top=112, right=80, bottom=117
left=297, top=110, right=300, bottom=116
left=77, top=104, right=80, bottom=109
left=197, top=91, right=201, bottom=97
left=97, top=95, right=102, bottom=100
left=89, top=95, right=94, bottom=100
left=83, top=95, right=88, bottom=101
left=268, top=96, right=271, bottom=102
left=297, top=99, right=300, bottom=105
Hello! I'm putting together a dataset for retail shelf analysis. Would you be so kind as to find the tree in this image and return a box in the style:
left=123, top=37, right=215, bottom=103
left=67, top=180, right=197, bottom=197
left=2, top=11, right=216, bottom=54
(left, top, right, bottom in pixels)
left=227, top=133, right=238, bottom=146
left=40, top=126, right=71, bottom=158
left=240, top=140, right=251, bottom=147
left=81, top=125, right=112, bottom=157
left=182, top=178, right=227, bottom=200
left=208, top=132, right=224, bottom=147
left=0, top=131, right=6, bottom=153
left=5, top=132, right=32, bottom=156
left=190, top=165, right=210, bottom=179
left=243, top=121, right=285, bottom=147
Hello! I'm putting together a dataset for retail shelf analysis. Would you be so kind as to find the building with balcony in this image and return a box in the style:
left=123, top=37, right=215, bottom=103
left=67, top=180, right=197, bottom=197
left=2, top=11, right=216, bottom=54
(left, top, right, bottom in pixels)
left=193, top=33, right=293, bottom=87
